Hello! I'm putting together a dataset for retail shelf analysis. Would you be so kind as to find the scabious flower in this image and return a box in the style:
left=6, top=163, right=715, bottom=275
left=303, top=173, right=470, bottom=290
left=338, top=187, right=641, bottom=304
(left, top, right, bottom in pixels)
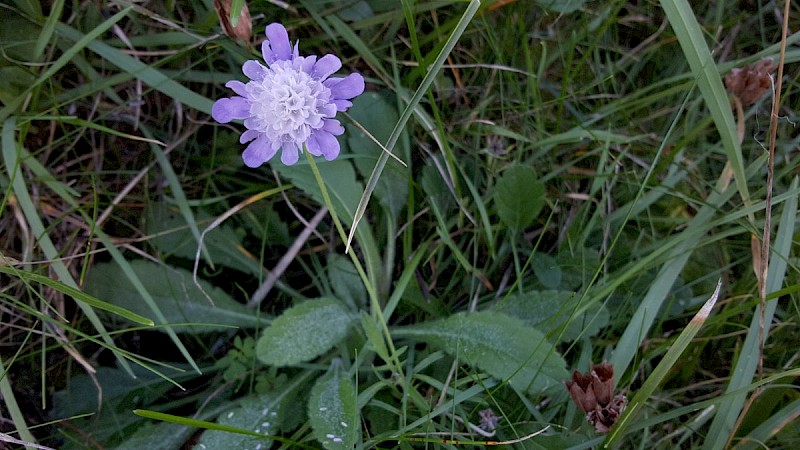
left=212, top=23, right=365, bottom=166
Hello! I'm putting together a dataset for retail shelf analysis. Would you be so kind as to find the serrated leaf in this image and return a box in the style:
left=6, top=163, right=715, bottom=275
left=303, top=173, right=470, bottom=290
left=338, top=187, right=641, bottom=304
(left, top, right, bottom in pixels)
left=348, top=92, right=408, bottom=219
left=198, top=395, right=281, bottom=449
left=399, top=311, right=568, bottom=393
left=494, top=165, right=545, bottom=230
left=84, top=260, right=269, bottom=333
left=494, top=290, right=609, bottom=342
left=308, top=360, right=358, bottom=450
left=256, top=298, right=355, bottom=366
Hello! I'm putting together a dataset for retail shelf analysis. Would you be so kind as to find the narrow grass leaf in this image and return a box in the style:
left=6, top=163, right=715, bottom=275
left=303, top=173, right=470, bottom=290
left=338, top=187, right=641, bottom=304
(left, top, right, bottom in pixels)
left=660, top=0, right=751, bottom=211
left=308, top=360, right=358, bottom=450
left=345, top=0, right=480, bottom=251
left=0, top=356, right=37, bottom=446
left=704, top=177, right=798, bottom=450
left=256, top=298, right=356, bottom=367
left=735, top=399, right=800, bottom=450
left=603, top=279, right=722, bottom=448
left=32, top=0, right=64, bottom=60
left=52, top=22, right=214, bottom=114
left=2, top=117, right=134, bottom=376
left=0, top=265, right=153, bottom=326
left=0, top=7, right=132, bottom=122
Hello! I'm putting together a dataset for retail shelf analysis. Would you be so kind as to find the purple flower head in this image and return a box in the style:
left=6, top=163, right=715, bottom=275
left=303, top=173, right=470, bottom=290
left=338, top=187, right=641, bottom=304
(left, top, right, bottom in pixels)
left=212, top=23, right=365, bottom=166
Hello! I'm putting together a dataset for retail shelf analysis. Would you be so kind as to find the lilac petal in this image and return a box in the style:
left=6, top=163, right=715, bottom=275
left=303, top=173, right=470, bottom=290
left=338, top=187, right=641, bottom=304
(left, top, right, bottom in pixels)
left=313, top=130, right=341, bottom=161
left=280, top=141, right=300, bottom=165
left=306, top=133, right=322, bottom=156
left=333, top=99, right=353, bottom=112
left=242, top=136, right=278, bottom=167
left=239, top=129, right=259, bottom=144
left=325, top=73, right=365, bottom=100
left=265, top=23, right=292, bottom=62
left=211, top=97, right=250, bottom=123
left=243, top=60, right=267, bottom=81
left=312, top=54, right=342, bottom=80
left=322, top=119, right=345, bottom=135
left=319, top=103, right=337, bottom=117
left=300, top=55, right=317, bottom=75
left=225, top=80, right=248, bottom=97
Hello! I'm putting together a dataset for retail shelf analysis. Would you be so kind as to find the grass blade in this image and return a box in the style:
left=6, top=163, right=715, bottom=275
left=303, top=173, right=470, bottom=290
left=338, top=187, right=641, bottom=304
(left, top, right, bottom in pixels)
left=603, top=279, right=723, bottom=447
left=344, top=0, right=480, bottom=252
left=703, top=176, right=798, bottom=449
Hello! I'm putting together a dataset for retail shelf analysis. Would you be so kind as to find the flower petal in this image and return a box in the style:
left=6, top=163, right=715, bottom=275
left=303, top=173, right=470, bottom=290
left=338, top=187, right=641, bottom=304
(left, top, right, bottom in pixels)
left=305, top=133, right=322, bottom=156
left=333, top=99, right=353, bottom=112
left=264, top=23, right=292, bottom=63
left=242, top=136, right=278, bottom=167
left=300, top=55, right=317, bottom=75
left=312, top=54, right=342, bottom=80
left=325, top=73, right=365, bottom=100
left=225, top=80, right=248, bottom=97
left=322, top=119, right=345, bottom=135
left=211, top=97, right=250, bottom=123
left=280, top=141, right=300, bottom=165
left=242, top=60, right=267, bottom=81
left=313, top=130, right=341, bottom=161
left=239, top=129, right=259, bottom=144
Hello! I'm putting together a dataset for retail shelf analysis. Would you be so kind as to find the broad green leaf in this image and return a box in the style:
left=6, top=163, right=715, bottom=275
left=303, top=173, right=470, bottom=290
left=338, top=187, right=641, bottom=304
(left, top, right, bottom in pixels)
left=348, top=91, right=408, bottom=219
left=532, top=252, right=561, bottom=289
left=146, top=202, right=263, bottom=276
left=308, top=360, right=358, bottom=450
left=397, top=311, right=569, bottom=393
left=494, top=165, right=545, bottom=230
left=328, top=254, right=367, bottom=310
left=537, top=0, right=588, bottom=14
left=84, top=260, right=268, bottom=333
left=275, top=159, right=361, bottom=226
left=494, top=290, right=609, bottom=342
left=113, top=423, right=193, bottom=450
left=198, top=395, right=281, bottom=449
left=256, top=298, right=355, bottom=366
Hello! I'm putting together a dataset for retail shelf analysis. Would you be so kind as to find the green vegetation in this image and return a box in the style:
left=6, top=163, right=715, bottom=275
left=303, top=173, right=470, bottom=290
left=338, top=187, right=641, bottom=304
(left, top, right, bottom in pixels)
left=1, top=0, right=798, bottom=448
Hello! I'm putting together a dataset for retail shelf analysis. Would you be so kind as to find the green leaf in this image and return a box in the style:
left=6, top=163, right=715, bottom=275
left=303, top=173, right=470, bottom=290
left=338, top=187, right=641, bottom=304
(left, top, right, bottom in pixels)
left=275, top=160, right=362, bottom=226
left=532, top=252, right=562, bottom=289
left=146, top=202, right=263, bottom=276
left=397, top=311, right=568, bottom=393
left=494, top=165, right=545, bottom=230
left=537, top=0, right=588, bottom=14
left=494, top=290, right=609, bottom=342
left=256, top=298, right=355, bottom=366
left=198, top=395, right=281, bottom=449
left=348, top=91, right=408, bottom=219
left=328, top=254, right=367, bottom=310
left=84, top=260, right=268, bottom=333
left=308, top=360, right=358, bottom=450
left=113, top=422, right=193, bottom=450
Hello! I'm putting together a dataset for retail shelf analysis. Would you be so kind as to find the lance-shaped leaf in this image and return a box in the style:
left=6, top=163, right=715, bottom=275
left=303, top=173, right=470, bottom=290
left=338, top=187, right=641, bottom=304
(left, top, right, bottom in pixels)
left=256, top=298, right=355, bottom=366
left=396, top=311, right=568, bottom=393
left=308, top=359, right=358, bottom=449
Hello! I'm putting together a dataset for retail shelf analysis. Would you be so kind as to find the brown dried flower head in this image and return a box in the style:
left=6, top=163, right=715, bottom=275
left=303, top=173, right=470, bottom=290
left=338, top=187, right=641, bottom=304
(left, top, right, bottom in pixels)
left=564, top=362, right=627, bottom=433
left=724, top=58, right=775, bottom=106
left=214, top=0, right=252, bottom=43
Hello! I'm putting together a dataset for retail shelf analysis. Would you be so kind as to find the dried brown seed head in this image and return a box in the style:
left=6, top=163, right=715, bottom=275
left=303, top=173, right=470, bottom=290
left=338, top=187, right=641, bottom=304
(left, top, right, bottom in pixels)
left=724, top=58, right=775, bottom=106
left=214, top=0, right=252, bottom=43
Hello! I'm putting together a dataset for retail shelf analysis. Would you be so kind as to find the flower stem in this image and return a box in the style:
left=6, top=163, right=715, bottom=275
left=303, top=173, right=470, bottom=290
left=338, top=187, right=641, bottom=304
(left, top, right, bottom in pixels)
left=304, top=151, right=405, bottom=377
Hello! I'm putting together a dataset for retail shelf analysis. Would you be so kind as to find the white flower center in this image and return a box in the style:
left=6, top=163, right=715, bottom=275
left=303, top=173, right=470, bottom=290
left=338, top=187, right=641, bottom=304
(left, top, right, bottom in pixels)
left=245, top=60, right=331, bottom=143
